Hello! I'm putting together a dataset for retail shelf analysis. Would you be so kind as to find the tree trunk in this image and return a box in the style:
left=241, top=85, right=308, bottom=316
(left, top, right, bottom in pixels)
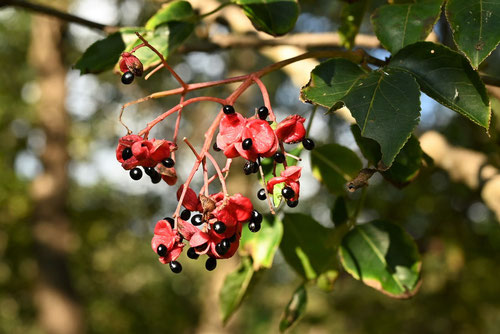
left=29, top=15, right=85, bottom=334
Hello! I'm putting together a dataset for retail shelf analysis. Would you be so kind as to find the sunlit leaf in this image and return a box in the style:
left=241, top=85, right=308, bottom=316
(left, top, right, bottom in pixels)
left=145, top=1, right=196, bottom=30
left=279, top=284, right=307, bottom=332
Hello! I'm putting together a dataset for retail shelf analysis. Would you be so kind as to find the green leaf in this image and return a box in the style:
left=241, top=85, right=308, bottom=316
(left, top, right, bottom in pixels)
left=381, top=135, right=423, bottom=187
left=339, top=0, right=370, bottom=49
left=331, top=196, right=349, bottom=227
left=240, top=215, right=283, bottom=270
left=371, top=0, right=443, bottom=54
left=339, top=220, right=422, bottom=298
left=279, top=284, right=307, bottom=333
left=219, top=257, right=255, bottom=324
left=280, top=213, right=336, bottom=280
left=389, top=42, right=490, bottom=129
left=233, top=0, right=299, bottom=36
left=446, top=0, right=500, bottom=68
left=350, top=124, right=381, bottom=167
left=316, top=270, right=339, bottom=292
left=74, top=28, right=141, bottom=74
left=343, top=68, right=421, bottom=167
left=310, top=144, right=361, bottom=195
left=125, top=22, right=194, bottom=70
left=300, top=58, right=366, bottom=109
left=145, top=1, right=196, bottom=30
left=273, top=182, right=286, bottom=207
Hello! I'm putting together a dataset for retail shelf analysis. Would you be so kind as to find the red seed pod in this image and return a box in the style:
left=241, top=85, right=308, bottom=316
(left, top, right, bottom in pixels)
left=151, top=220, right=184, bottom=264
left=275, top=114, right=306, bottom=144
left=266, top=166, right=302, bottom=201
left=236, top=119, right=278, bottom=161
left=119, top=52, right=144, bottom=77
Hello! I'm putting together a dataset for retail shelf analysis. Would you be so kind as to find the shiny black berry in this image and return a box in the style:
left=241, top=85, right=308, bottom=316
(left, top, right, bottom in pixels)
left=274, top=152, right=285, bottom=163
left=221, top=239, right=231, bottom=250
left=213, top=221, right=226, bottom=234
left=169, top=261, right=182, bottom=274
left=130, top=168, right=142, bottom=180
left=205, top=257, right=217, bottom=271
left=223, top=105, right=235, bottom=115
left=187, top=247, right=199, bottom=260
left=180, top=209, right=191, bottom=221
left=242, top=138, right=253, bottom=150
left=216, top=242, right=228, bottom=256
left=257, top=106, right=269, bottom=120
left=144, top=166, right=154, bottom=176
left=287, top=200, right=299, bottom=208
left=257, top=188, right=267, bottom=201
left=122, top=147, right=133, bottom=160
left=282, top=186, right=295, bottom=200
left=243, top=161, right=259, bottom=175
left=229, top=234, right=237, bottom=243
left=302, top=138, right=315, bottom=150
left=213, top=142, right=221, bottom=152
left=121, top=71, right=134, bottom=85
left=150, top=171, right=162, bottom=184
left=248, top=221, right=261, bottom=233
left=250, top=210, right=263, bottom=224
left=164, top=217, right=175, bottom=228
left=162, top=158, right=175, bottom=168
left=157, top=244, right=168, bottom=257
left=191, top=214, right=203, bottom=226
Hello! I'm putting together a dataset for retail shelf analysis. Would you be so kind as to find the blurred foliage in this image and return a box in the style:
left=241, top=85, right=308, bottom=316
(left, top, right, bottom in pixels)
left=1, top=0, right=500, bottom=333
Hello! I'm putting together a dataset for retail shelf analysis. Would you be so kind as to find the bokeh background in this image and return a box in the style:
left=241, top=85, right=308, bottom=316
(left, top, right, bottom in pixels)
left=1, top=0, right=500, bottom=333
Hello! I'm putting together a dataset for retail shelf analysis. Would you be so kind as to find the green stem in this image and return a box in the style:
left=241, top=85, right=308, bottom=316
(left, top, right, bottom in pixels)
left=305, top=105, right=317, bottom=135
left=349, top=187, right=367, bottom=228
left=199, top=2, right=231, bottom=19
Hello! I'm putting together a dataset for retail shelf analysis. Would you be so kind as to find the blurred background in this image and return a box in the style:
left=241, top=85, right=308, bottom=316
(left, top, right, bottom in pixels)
left=1, top=0, right=500, bottom=333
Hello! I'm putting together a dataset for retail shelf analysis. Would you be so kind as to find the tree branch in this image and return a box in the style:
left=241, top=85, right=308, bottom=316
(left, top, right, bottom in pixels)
left=2, top=0, right=118, bottom=33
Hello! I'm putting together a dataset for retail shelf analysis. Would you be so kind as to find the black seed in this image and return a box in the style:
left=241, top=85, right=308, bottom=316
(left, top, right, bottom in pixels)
left=162, top=158, right=175, bottom=168
left=121, top=71, right=134, bottom=84
left=213, top=142, right=221, bottom=152
left=215, top=243, right=228, bottom=256
left=144, top=166, right=154, bottom=176
left=257, top=106, right=269, bottom=120
left=251, top=161, right=259, bottom=173
left=250, top=210, right=263, bottom=224
left=180, top=209, right=191, bottom=221
left=122, top=147, right=133, bottom=160
left=169, top=261, right=182, bottom=274
left=157, top=244, right=168, bottom=257
left=229, top=234, right=237, bottom=243
left=243, top=161, right=257, bottom=175
left=282, top=186, right=295, bottom=200
left=257, top=188, right=267, bottom=201
left=302, top=138, right=315, bottom=150
left=205, top=257, right=217, bottom=271
left=242, top=138, right=253, bottom=150
left=248, top=221, right=261, bottom=233
left=129, top=168, right=142, bottom=180
left=150, top=171, right=162, bottom=184
left=287, top=200, right=299, bottom=208
left=223, top=105, right=235, bottom=115
left=191, top=214, right=203, bottom=226
left=221, top=239, right=231, bottom=250
left=187, top=247, right=199, bottom=260
left=164, top=217, right=175, bottom=228
left=274, top=152, right=285, bottom=163
left=213, top=221, right=226, bottom=234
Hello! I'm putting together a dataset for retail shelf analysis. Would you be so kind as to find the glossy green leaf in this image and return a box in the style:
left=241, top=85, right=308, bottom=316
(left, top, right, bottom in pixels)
left=339, top=0, right=370, bottom=49
left=339, top=220, right=422, bottom=298
left=300, top=58, right=366, bottom=109
left=309, top=144, right=359, bottom=196
left=280, top=213, right=336, bottom=280
left=389, top=42, right=490, bottom=129
left=74, top=28, right=142, bottom=74
left=381, top=135, right=423, bottom=187
left=446, top=0, right=500, bottom=68
left=279, top=284, right=307, bottom=332
left=351, top=124, right=381, bottom=167
left=233, top=0, right=299, bottom=36
left=342, top=68, right=421, bottom=167
left=372, top=0, right=443, bottom=54
left=124, top=22, right=194, bottom=70
left=240, top=215, right=283, bottom=270
left=219, top=257, right=255, bottom=324
left=145, top=1, right=196, bottom=30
